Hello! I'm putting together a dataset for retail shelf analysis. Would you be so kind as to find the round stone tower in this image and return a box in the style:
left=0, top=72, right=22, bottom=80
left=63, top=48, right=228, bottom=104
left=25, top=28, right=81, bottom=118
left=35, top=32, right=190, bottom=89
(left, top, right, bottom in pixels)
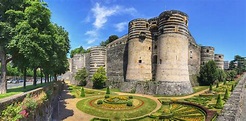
left=214, top=54, right=224, bottom=69
left=155, top=10, right=193, bottom=95
left=89, top=46, right=106, bottom=79
left=126, top=19, right=152, bottom=82
left=201, top=46, right=214, bottom=65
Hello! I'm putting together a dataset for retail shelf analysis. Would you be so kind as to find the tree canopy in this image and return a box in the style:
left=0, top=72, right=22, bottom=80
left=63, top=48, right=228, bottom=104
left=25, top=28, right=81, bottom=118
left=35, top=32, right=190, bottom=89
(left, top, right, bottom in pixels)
left=100, top=35, right=118, bottom=46
left=92, top=66, right=107, bottom=89
left=0, top=0, right=70, bottom=93
left=198, top=60, right=218, bottom=85
left=70, top=46, right=89, bottom=58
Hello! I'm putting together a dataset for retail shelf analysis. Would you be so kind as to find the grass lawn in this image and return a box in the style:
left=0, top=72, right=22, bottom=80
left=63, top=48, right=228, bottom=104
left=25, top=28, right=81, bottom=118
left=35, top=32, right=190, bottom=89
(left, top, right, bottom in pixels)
left=76, top=96, right=157, bottom=120
left=0, top=82, right=53, bottom=99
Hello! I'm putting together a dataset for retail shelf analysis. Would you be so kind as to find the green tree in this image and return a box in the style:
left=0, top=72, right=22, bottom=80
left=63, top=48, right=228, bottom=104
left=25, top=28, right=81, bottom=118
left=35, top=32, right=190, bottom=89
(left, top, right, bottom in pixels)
left=80, top=87, right=85, bottom=97
left=75, top=68, right=88, bottom=86
left=100, top=35, right=118, bottom=46
left=227, top=70, right=236, bottom=81
left=106, top=86, right=110, bottom=94
left=198, top=60, right=218, bottom=85
left=92, top=66, right=107, bottom=89
left=0, top=0, right=26, bottom=93
left=215, top=94, right=223, bottom=109
left=70, top=46, right=89, bottom=58
left=223, top=89, right=229, bottom=100
left=217, top=69, right=226, bottom=82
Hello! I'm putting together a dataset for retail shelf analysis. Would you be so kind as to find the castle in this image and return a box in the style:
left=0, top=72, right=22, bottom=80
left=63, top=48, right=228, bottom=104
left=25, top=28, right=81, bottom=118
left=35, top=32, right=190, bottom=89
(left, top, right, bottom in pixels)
left=63, top=10, right=224, bottom=96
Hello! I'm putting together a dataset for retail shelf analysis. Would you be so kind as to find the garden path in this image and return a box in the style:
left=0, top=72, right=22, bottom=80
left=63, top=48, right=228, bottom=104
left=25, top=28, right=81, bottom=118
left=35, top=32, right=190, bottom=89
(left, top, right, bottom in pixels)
left=52, top=84, right=95, bottom=121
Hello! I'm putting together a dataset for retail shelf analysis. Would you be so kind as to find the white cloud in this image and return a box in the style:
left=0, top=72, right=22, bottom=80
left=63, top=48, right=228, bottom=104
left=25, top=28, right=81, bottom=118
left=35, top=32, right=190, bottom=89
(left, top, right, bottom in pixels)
left=122, top=7, right=138, bottom=16
left=114, top=22, right=127, bottom=32
left=87, top=39, right=96, bottom=44
left=85, top=30, right=97, bottom=37
left=92, top=3, right=120, bottom=29
left=84, top=3, right=139, bottom=45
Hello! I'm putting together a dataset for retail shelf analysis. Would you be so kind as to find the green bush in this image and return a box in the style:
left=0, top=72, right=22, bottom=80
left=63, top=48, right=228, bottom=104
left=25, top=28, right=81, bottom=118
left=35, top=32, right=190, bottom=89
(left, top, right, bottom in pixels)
left=223, top=80, right=226, bottom=85
left=223, top=89, right=229, bottom=100
left=215, top=94, right=223, bottom=109
left=209, top=84, right=213, bottom=91
left=231, top=85, right=234, bottom=92
left=80, top=87, right=85, bottom=97
left=106, top=87, right=110, bottom=94
left=126, top=101, right=133, bottom=106
left=216, top=83, right=219, bottom=88
left=0, top=103, right=23, bottom=121
left=105, top=95, right=110, bottom=98
left=129, top=95, right=133, bottom=99
left=97, top=100, right=103, bottom=105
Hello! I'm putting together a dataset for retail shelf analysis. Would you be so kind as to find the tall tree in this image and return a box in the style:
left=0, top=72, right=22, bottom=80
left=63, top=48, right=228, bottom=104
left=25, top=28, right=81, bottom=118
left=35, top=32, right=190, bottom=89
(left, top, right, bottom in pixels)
left=0, top=0, right=26, bottom=94
left=198, top=60, right=218, bottom=85
left=92, top=66, right=107, bottom=89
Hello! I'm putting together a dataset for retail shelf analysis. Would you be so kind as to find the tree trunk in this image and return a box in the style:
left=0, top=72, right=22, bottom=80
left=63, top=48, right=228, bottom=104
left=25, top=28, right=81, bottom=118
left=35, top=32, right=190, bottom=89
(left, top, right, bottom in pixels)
left=40, top=69, right=43, bottom=84
left=54, top=74, right=57, bottom=81
left=33, top=68, right=37, bottom=86
left=45, top=74, right=48, bottom=83
left=0, top=47, right=7, bottom=94
left=23, top=68, right=26, bottom=89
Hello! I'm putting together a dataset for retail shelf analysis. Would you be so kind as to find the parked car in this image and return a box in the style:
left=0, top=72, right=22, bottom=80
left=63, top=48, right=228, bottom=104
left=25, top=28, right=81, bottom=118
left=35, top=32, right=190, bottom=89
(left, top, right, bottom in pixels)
left=12, top=79, right=19, bottom=84
left=19, top=79, right=24, bottom=83
left=7, top=79, right=13, bottom=83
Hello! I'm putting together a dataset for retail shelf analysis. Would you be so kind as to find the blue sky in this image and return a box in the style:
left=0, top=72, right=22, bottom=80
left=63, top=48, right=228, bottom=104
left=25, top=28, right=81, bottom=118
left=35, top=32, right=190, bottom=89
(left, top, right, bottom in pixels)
left=44, top=0, right=246, bottom=61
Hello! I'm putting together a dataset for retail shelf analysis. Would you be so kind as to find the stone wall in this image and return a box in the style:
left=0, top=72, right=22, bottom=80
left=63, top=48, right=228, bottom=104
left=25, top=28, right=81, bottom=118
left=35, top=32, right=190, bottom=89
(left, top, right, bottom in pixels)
left=217, top=73, right=246, bottom=121
left=0, top=81, right=64, bottom=121
left=188, top=42, right=201, bottom=86
left=106, top=43, right=128, bottom=88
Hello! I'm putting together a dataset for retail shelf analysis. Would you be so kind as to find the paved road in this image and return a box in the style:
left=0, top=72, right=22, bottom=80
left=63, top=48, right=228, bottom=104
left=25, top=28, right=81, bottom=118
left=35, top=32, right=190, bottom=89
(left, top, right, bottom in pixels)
left=7, top=80, right=41, bottom=89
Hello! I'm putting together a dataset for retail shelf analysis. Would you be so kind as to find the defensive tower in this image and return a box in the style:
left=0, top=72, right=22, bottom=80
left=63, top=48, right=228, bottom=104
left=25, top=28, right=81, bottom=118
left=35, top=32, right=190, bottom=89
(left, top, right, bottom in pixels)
left=89, top=46, right=106, bottom=79
left=126, top=19, right=152, bottom=82
left=214, top=54, right=224, bottom=69
left=201, top=46, right=214, bottom=65
left=155, top=10, right=193, bottom=95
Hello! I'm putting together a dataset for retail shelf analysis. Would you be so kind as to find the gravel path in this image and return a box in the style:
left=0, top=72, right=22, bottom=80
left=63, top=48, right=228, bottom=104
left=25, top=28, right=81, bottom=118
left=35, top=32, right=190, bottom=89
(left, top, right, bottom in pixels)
left=52, top=84, right=95, bottom=121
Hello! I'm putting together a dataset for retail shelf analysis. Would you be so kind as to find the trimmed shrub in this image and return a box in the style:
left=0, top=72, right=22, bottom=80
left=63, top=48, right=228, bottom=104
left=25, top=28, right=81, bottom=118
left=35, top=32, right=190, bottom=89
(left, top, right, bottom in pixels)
left=209, top=84, right=213, bottom=92
left=105, top=95, right=110, bottom=98
left=223, top=89, right=229, bottom=100
left=216, top=83, right=219, bottom=88
left=97, top=100, right=103, bottom=105
left=231, top=85, right=234, bottom=92
left=80, top=87, right=85, bottom=97
left=106, top=87, right=110, bottom=94
left=215, top=94, right=223, bottom=109
left=129, top=95, right=133, bottom=99
left=126, top=101, right=133, bottom=106
left=223, top=80, right=226, bottom=85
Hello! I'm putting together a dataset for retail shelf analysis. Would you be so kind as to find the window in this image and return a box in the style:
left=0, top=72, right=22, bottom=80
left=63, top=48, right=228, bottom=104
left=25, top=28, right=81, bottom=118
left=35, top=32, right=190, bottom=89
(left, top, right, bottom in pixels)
left=153, top=55, right=157, bottom=64
left=206, top=49, right=209, bottom=53
left=160, top=59, right=162, bottom=64
left=149, top=47, right=151, bottom=50
left=139, top=60, right=142, bottom=63
left=146, top=24, right=149, bottom=28
left=155, top=45, right=157, bottom=49
left=219, top=56, right=221, bottom=58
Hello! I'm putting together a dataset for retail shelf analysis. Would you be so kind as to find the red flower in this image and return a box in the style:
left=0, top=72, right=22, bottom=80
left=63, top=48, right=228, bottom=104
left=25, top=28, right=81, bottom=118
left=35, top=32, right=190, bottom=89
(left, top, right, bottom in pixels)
left=20, top=110, right=29, bottom=118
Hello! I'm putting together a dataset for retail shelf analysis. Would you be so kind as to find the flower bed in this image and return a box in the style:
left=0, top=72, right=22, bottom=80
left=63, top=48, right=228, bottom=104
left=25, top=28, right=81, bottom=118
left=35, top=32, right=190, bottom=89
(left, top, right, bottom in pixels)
left=76, top=95, right=157, bottom=119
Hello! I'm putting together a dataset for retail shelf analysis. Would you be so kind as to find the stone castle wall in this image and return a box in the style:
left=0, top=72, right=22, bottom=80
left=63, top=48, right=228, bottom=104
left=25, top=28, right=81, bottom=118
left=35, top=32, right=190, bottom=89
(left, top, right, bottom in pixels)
left=217, top=73, right=246, bottom=121
left=106, top=38, right=128, bottom=88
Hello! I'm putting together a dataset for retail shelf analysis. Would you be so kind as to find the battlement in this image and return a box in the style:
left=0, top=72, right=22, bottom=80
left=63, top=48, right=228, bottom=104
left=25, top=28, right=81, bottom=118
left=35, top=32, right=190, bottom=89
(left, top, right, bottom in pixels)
left=158, top=10, right=189, bottom=36
left=128, top=18, right=151, bottom=40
